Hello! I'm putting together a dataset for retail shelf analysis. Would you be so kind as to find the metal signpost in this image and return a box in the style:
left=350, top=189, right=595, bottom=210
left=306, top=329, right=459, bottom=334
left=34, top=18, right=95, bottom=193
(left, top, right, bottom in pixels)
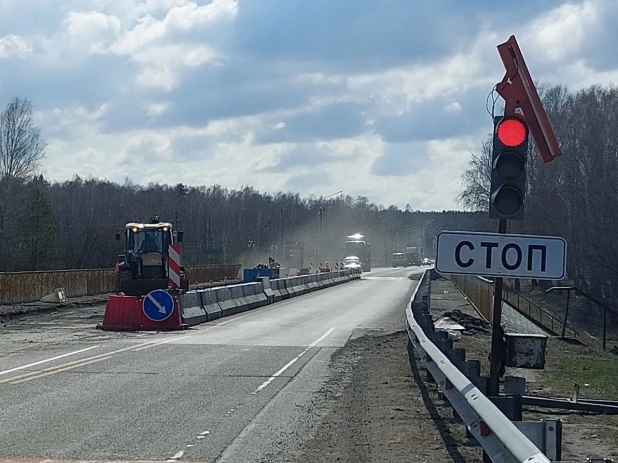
left=485, top=36, right=564, bottom=397
left=435, top=36, right=564, bottom=398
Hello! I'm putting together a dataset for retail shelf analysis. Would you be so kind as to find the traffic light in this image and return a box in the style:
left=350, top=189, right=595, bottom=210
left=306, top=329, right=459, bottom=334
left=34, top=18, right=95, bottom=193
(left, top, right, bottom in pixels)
left=489, top=115, right=529, bottom=221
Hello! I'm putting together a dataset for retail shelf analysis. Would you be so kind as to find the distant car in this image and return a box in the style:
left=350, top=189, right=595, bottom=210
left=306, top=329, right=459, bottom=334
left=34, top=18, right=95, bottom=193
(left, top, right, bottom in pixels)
left=343, top=256, right=363, bottom=272
left=422, top=257, right=432, bottom=266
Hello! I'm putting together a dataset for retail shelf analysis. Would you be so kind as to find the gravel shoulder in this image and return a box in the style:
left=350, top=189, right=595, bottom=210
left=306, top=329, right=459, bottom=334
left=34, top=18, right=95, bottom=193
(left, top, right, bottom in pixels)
left=0, top=295, right=146, bottom=353
left=295, top=330, right=483, bottom=463
left=429, top=277, right=618, bottom=461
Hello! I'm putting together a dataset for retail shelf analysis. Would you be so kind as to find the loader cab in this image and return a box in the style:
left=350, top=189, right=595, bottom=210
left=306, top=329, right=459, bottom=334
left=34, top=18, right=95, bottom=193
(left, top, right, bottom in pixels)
left=114, top=216, right=186, bottom=296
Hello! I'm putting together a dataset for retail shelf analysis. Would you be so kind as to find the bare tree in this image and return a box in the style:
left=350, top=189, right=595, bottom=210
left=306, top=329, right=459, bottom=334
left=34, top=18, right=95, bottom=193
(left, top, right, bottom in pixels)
left=0, top=97, right=47, bottom=269
left=457, top=138, right=492, bottom=211
left=0, top=97, right=46, bottom=182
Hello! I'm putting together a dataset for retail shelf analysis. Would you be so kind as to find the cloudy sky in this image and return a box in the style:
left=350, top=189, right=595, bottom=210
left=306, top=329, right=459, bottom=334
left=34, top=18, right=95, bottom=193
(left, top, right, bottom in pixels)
left=1, top=0, right=617, bottom=210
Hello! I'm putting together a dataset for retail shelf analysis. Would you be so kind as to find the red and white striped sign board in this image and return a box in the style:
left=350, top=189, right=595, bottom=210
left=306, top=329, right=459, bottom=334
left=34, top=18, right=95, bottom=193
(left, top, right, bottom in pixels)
left=168, top=244, right=181, bottom=288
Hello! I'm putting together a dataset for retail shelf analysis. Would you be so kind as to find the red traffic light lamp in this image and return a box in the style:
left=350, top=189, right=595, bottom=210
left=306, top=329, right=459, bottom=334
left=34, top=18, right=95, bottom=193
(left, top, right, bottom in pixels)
left=489, top=115, right=529, bottom=221
left=496, top=118, right=528, bottom=147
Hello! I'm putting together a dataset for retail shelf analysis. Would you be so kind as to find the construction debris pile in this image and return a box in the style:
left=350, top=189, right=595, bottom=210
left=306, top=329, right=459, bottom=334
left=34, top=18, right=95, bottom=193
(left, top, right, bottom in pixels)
left=435, top=309, right=491, bottom=338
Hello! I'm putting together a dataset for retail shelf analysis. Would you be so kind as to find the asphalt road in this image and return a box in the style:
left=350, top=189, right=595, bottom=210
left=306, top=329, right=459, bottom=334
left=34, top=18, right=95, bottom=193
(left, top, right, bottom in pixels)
left=0, top=266, right=425, bottom=463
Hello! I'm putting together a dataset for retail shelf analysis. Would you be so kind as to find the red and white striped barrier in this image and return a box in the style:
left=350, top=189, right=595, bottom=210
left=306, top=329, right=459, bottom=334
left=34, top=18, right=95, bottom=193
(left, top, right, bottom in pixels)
left=168, top=244, right=181, bottom=288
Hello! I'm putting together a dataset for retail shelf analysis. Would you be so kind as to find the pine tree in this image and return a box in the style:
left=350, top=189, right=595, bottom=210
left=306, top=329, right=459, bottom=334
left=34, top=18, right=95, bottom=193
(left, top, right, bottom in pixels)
left=18, top=187, right=60, bottom=270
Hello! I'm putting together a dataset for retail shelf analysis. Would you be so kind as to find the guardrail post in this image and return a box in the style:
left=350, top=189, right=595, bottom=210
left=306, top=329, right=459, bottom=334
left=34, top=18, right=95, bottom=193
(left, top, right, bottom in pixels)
left=437, top=338, right=453, bottom=354
left=465, top=359, right=481, bottom=379
left=452, top=348, right=466, bottom=365
left=489, top=395, right=523, bottom=421
left=473, top=376, right=489, bottom=396
left=504, top=376, right=526, bottom=396
left=418, top=313, right=433, bottom=332
left=433, top=331, right=448, bottom=342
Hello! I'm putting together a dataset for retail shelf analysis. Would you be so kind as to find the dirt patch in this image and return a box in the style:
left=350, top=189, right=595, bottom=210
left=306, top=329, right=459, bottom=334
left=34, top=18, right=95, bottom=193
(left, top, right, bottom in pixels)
left=297, top=330, right=483, bottom=463
left=0, top=294, right=110, bottom=322
left=0, top=297, right=145, bottom=350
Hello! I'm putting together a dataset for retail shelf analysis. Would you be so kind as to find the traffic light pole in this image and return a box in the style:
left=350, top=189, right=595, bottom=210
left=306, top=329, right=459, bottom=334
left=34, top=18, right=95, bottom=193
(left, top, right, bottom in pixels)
left=488, top=218, right=507, bottom=397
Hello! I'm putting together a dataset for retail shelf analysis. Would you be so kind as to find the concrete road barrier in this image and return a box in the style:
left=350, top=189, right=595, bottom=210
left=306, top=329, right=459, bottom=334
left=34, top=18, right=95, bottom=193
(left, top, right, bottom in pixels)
left=309, top=274, right=320, bottom=291
left=230, top=286, right=249, bottom=314
left=284, top=278, right=298, bottom=297
left=127, top=268, right=364, bottom=331
left=260, top=277, right=276, bottom=304
left=276, top=279, right=289, bottom=300
left=201, top=289, right=222, bottom=321
left=254, top=283, right=268, bottom=307
left=216, top=287, right=237, bottom=317
left=179, top=291, right=209, bottom=326
left=240, top=284, right=259, bottom=310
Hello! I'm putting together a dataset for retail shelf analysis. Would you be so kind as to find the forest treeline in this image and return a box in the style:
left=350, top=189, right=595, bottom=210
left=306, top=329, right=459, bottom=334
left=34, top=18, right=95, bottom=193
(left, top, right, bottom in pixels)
left=1, top=174, right=487, bottom=271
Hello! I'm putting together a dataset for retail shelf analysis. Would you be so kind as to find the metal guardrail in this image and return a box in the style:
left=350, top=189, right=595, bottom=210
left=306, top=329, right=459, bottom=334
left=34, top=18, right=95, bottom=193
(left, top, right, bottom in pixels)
left=406, top=270, right=551, bottom=463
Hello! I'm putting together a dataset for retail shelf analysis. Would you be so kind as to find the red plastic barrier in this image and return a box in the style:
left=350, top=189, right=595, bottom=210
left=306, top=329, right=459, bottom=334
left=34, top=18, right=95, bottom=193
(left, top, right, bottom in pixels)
left=97, top=294, right=188, bottom=331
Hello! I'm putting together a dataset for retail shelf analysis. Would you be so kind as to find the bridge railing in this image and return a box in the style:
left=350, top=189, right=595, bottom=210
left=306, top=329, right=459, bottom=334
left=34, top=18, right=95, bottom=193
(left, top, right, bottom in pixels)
left=502, top=284, right=578, bottom=338
left=0, top=264, right=241, bottom=305
left=448, top=273, right=578, bottom=338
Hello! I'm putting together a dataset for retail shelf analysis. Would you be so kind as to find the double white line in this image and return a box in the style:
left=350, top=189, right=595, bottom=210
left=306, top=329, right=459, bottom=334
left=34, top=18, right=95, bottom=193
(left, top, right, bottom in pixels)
left=0, top=335, right=189, bottom=385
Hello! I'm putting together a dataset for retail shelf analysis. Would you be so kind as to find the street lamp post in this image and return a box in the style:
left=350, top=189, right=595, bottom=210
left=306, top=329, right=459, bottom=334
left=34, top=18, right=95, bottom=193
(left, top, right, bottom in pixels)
left=545, top=286, right=576, bottom=339
left=318, top=191, right=343, bottom=261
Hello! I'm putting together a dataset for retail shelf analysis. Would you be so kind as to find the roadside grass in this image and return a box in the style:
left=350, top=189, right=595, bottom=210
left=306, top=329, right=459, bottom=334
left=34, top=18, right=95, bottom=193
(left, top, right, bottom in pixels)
left=528, top=337, right=618, bottom=460
left=541, top=337, right=618, bottom=400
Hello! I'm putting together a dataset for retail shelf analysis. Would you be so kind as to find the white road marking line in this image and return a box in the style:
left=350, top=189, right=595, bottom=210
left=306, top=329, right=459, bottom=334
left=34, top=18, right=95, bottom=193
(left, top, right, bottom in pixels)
left=215, top=312, right=255, bottom=327
left=9, top=356, right=114, bottom=384
left=253, top=327, right=335, bottom=394
left=0, top=345, right=100, bottom=377
left=132, top=335, right=190, bottom=351
left=169, top=450, right=184, bottom=460
left=309, top=327, right=336, bottom=347
left=1, top=335, right=190, bottom=383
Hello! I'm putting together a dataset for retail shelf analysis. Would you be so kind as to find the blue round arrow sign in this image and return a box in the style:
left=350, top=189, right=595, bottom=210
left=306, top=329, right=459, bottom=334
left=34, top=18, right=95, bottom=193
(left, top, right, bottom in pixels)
left=142, top=289, right=175, bottom=322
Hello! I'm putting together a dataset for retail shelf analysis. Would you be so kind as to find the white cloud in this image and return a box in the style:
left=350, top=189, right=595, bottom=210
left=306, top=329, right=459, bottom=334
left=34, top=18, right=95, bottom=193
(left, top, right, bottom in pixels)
left=107, top=1, right=236, bottom=89
left=524, top=1, right=599, bottom=62
left=64, top=11, right=122, bottom=42
left=0, top=35, right=31, bottom=59
left=1, top=0, right=618, bottom=211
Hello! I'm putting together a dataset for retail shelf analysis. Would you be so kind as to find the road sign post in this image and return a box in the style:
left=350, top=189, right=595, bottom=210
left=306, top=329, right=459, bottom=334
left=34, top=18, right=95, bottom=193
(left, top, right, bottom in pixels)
left=486, top=34, right=564, bottom=398
left=489, top=219, right=507, bottom=397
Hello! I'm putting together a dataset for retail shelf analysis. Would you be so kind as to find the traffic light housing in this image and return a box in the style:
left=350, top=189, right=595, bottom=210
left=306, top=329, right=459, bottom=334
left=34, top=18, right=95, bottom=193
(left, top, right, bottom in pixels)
left=489, top=115, right=529, bottom=221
